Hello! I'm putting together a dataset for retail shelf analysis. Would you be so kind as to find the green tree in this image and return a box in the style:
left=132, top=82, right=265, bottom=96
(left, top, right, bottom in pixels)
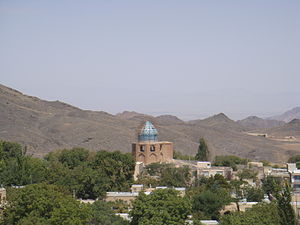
left=288, top=155, right=300, bottom=163
left=192, top=188, right=231, bottom=220
left=91, top=151, right=135, bottom=191
left=236, top=169, right=258, bottom=181
left=130, top=189, right=191, bottom=225
left=1, top=183, right=91, bottom=225
left=160, top=165, right=191, bottom=187
left=213, top=155, right=248, bottom=171
left=58, top=148, right=90, bottom=169
left=193, top=174, right=231, bottom=190
left=45, top=149, right=135, bottom=199
left=0, top=140, right=24, bottom=160
left=276, top=182, right=296, bottom=225
left=144, top=163, right=168, bottom=176
left=173, top=150, right=195, bottom=160
left=288, top=155, right=300, bottom=169
left=143, top=163, right=191, bottom=187
left=0, top=140, right=47, bottom=186
left=90, top=201, right=129, bottom=225
left=245, top=187, right=264, bottom=202
left=195, top=138, right=209, bottom=161
left=262, top=176, right=282, bottom=200
left=220, top=202, right=281, bottom=225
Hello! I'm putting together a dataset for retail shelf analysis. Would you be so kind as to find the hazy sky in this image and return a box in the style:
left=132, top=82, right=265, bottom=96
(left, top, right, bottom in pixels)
left=1, top=1, right=299, bottom=120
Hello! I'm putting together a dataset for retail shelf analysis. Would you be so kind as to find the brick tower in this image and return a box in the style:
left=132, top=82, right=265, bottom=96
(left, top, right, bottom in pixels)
left=132, top=121, right=173, bottom=165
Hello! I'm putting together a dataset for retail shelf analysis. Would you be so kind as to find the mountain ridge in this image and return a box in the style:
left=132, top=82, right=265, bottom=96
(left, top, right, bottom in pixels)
left=267, top=107, right=300, bottom=122
left=237, top=116, right=285, bottom=130
left=0, top=83, right=299, bottom=162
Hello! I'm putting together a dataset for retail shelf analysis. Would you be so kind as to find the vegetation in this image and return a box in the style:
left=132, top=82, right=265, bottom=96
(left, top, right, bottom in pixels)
left=189, top=175, right=232, bottom=220
left=236, top=169, right=258, bottom=181
left=220, top=202, right=281, bottom=225
left=139, top=163, right=191, bottom=187
left=0, top=140, right=135, bottom=199
left=90, top=201, right=129, bottom=225
left=244, top=187, right=264, bottom=202
left=213, top=155, right=248, bottom=171
left=130, top=189, right=191, bottom=225
left=1, top=183, right=129, bottom=225
left=1, top=183, right=92, bottom=225
left=0, top=141, right=47, bottom=186
left=220, top=181, right=298, bottom=225
left=192, top=188, right=231, bottom=220
left=262, top=176, right=282, bottom=200
left=288, top=155, right=300, bottom=168
left=173, top=150, right=195, bottom=160
left=275, top=183, right=296, bottom=225
left=195, top=138, right=209, bottom=161
left=1, top=140, right=298, bottom=224
left=193, top=174, right=231, bottom=190
left=260, top=160, right=271, bottom=166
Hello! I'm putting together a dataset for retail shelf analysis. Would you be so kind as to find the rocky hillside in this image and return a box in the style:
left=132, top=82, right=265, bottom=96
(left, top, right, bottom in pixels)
left=268, top=119, right=300, bottom=138
left=237, top=116, right=285, bottom=130
left=0, top=84, right=299, bottom=162
left=268, top=107, right=300, bottom=122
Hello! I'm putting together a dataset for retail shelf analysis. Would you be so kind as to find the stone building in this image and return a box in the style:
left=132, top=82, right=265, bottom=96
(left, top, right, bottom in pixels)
left=105, top=192, right=139, bottom=204
left=196, top=161, right=233, bottom=179
left=132, top=121, right=173, bottom=165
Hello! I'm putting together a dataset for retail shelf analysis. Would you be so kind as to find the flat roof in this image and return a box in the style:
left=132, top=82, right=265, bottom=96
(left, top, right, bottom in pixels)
left=106, top=192, right=139, bottom=197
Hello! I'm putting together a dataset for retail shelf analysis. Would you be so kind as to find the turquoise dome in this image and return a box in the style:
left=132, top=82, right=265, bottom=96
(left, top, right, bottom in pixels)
left=138, top=121, right=158, bottom=142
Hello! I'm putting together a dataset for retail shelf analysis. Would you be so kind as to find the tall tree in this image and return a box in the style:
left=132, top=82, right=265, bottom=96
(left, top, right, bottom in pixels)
left=276, top=182, right=297, bottom=225
left=195, top=138, right=209, bottom=161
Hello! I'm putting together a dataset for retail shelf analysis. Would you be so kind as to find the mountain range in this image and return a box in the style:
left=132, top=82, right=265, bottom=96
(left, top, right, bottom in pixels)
left=267, top=107, right=300, bottom=122
left=0, top=84, right=299, bottom=162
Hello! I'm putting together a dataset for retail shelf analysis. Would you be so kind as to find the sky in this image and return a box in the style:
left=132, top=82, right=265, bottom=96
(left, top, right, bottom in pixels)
left=0, top=0, right=299, bottom=120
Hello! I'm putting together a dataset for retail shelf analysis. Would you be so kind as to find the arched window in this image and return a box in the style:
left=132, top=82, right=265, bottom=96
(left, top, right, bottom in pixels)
left=150, top=145, right=155, bottom=152
left=140, top=145, right=145, bottom=152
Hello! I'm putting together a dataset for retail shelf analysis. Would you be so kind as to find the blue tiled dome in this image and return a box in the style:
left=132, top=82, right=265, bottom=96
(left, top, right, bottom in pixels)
left=138, top=121, right=158, bottom=142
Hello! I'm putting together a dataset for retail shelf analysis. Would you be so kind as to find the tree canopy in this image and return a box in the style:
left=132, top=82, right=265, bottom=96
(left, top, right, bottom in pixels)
left=213, top=155, right=248, bottom=171
left=130, top=189, right=191, bottom=225
left=139, top=163, right=191, bottom=188
left=220, top=202, right=281, bottom=225
left=1, top=183, right=92, bottom=225
left=192, top=188, right=232, bottom=220
left=0, top=140, right=135, bottom=200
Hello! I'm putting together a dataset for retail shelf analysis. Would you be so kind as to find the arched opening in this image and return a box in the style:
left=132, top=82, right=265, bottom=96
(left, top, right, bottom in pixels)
left=149, top=153, right=158, bottom=163
left=138, top=153, right=145, bottom=162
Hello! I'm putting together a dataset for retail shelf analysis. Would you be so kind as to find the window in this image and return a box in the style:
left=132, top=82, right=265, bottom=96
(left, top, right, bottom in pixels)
left=150, top=145, right=155, bottom=152
left=140, top=145, right=145, bottom=152
left=201, top=171, right=209, bottom=177
left=294, top=175, right=300, bottom=181
left=293, top=184, right=300, bottom=190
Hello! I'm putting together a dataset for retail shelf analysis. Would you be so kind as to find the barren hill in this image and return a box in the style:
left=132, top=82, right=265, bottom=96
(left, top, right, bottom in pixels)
left=268, top=107, right=300, bottom=122
left=0, top=84, right=300, bottom=162
left=237, top=116, right=285, bottom=130
left=268, top=119, right=300, bottom=138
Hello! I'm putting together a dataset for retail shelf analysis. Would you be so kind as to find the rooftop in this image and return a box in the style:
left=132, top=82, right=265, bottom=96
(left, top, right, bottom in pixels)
left=106, top=192, right=139, bottom=197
